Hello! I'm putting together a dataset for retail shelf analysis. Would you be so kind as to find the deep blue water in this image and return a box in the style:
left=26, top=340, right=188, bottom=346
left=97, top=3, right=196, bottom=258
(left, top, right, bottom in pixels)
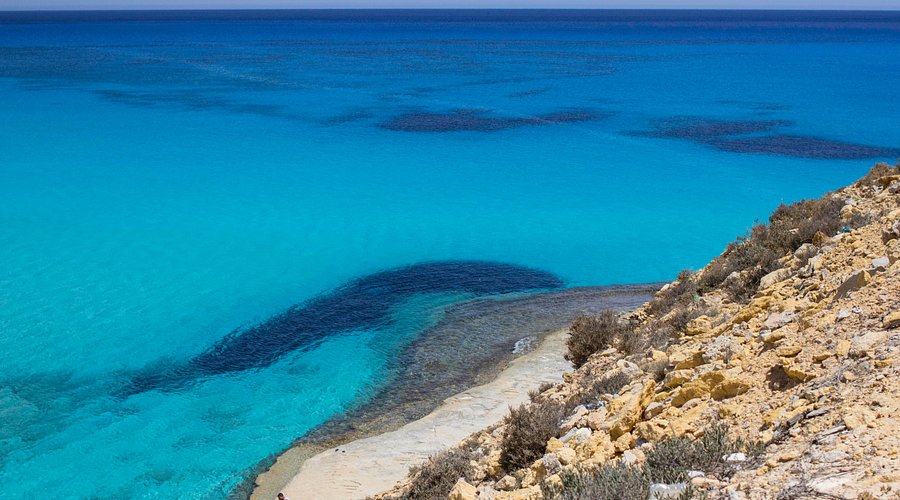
left=1, top=9, right=899, bottom=498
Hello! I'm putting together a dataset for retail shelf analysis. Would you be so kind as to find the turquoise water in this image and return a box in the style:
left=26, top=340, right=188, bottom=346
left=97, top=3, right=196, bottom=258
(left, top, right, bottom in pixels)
left=1, top=10, right=899, bottom=498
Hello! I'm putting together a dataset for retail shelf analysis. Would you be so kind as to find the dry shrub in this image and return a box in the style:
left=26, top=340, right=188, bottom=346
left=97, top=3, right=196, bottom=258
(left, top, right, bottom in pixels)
left=697, top=195, right=847, bottom=302
left=541, top=424, right=758, bottom=499
left=644, top=423, right=761, bottom=484
left=544, top=461, right=648, bottom=500
left=647, top=269, right=698, bottom=317
left=404, top=444, right=475, bottom=499
left=529, top=381, right=556, bottom=403
left=575, top=371, right=631, bottom=407
left=856, top=162, right=896, bottom=186
left=565, top=311, right=634, bottom=368
left=500, top=401, right=568, bottom=471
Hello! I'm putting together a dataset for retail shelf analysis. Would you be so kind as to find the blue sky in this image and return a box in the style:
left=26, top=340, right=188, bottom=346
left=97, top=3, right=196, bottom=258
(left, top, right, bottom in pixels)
left=1, top=0, right=898, bottom=10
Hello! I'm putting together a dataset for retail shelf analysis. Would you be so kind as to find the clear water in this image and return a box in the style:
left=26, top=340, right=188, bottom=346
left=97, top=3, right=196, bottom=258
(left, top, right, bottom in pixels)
left=1, top=10, right=899, bottom=498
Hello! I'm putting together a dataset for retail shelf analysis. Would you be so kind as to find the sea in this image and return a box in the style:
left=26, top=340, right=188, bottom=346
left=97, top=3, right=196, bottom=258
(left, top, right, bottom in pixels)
left=1, top=9, right=898, bottom=498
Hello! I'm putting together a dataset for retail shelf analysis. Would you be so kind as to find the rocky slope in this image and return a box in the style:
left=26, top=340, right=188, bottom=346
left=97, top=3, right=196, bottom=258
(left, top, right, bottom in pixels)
left=374, top=162, right=900, bottom=500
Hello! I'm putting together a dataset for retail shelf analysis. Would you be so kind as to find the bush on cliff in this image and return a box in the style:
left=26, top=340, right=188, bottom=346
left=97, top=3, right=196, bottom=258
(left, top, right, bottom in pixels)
left=500, top=400, right=568, bottom=471
left=565, top=311, right=635, bottom=368
left=698, top=195, right=846, bottom=302
left=403, top=444, right=475, bottom=499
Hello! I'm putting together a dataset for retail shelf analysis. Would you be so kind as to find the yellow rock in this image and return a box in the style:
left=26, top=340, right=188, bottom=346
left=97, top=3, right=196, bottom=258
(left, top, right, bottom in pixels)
left=613, top=432, right=636, bottom=453
left=843, top=414, right=864, bottom=430
left=782, top=360, right=816, bottom=381
left=761, top=329, right=786, bottom=344
left=546, top=438, right=563, bottom=454
left=449, top=478, right=478, bottom=500
left=672, top=370, right=750, bottom=407
left=556, top=447, right=576, bottom=466
left=778, top=449, right=803, bottom=462
left=543, top=474, right=563, bottom=493
left=812, top=352, right=833, bottom=362
left=634, top=419, right=671, bottom=442
left=608, top=381, right=656, bottom=440
left=668, top=402, right=706, bottom=436
left=685, top=316, right=712, bottom=336
left=663, top=369, right=695, bottom=388
left=583, top=431, right=614, bottom=461
left=776, top=345, right=803, bottom=357
left=836, top=339, right=852, bottom=357
left=884, top=310, right=900, bottom=329
left=670, top=349, right=705, bottom=370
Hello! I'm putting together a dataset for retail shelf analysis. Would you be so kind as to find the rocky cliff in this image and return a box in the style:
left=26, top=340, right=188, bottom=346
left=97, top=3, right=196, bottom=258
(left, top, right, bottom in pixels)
left=374, top=162, right=900, bottom=500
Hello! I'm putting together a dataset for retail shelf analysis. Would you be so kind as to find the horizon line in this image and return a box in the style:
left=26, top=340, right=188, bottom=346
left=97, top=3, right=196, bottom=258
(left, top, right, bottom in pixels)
left=3, top=7, right=900, bottom=12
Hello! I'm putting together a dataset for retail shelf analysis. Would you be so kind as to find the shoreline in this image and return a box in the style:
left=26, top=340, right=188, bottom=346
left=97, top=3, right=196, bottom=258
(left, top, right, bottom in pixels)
left=260, top=328, right=573, bottom=500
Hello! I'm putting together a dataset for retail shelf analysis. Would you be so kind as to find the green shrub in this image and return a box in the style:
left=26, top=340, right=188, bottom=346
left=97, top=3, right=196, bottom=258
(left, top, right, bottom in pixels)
left=404, top=445, right=474, bottom=499
left=500, top=401, right=568, bottom=471
left=566, top=311, right=635, bottom=368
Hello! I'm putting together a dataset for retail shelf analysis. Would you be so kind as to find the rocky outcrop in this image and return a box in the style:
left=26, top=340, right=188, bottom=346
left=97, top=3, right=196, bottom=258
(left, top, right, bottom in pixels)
left=375, top=162, right=900, bottom=500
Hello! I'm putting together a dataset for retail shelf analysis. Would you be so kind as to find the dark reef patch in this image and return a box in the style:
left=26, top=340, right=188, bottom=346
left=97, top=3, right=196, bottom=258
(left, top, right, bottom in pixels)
left=632, top=116, right=900, bottom=160
left=634, top=117, right=792, bottom=141
left=380, top=108, right=603, bottom=133
left=709, top=135, right=900, bottom=160
left=123, top=261, right=563, bottom=395
left=508, top=87, right=555, bottom=99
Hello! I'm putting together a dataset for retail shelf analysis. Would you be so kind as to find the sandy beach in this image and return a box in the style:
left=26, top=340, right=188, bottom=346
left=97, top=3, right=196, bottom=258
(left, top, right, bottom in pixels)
left=253, top=328, right=572, bottom=500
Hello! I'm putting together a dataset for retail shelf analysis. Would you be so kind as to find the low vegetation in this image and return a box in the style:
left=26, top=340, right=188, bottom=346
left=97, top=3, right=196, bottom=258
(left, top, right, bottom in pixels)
left=499, top=400, right=569, bottom=471
left=565, top=311, right=636, bottom=368
left=403, top=444, right=476, bottom=499
left=699, top=195, right=847, bottom=302
left=543, top=424, right=761, bottom=500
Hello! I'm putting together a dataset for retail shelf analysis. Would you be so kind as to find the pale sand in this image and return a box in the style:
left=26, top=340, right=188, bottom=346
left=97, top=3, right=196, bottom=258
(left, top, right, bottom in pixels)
left=266, top=329, right=571, bottom=500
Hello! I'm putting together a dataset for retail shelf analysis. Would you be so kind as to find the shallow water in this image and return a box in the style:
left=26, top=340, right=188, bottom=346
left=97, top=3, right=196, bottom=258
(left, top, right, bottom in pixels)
left=1, top=10, right=899, bottom=498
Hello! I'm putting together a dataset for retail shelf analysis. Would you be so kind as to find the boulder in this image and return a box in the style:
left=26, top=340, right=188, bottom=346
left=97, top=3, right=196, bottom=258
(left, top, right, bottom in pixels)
left=449, top=478, right=478, bottom=500
left=760, top=268, right=792, bottom=290
left=883, top=310, right=900, bottom=330
left=764, top=311, right=795, bottom=330
left=671, top=370, right=749, bottom=407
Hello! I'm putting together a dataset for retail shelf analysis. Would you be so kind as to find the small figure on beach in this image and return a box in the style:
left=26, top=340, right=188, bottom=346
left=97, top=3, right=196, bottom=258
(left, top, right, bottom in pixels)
left=277, top=493, right=289, bottom=500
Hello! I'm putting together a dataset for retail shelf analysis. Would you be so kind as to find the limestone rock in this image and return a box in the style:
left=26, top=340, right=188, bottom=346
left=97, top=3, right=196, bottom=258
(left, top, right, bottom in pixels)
left=760, top=268, right=792, bottom=290
left=496, top=475, right=517, bottom=491
left=883, top=310, right=900, bottom=330
left=671, top=370, right=749, bottom=407
left=449, top=478, right=478, bottom=500
left=663, top=369, right=694, bottom=389
left=555, top=447, right=576, bottom=466
left=685, top=316, right=712, bottom=336
left=764, top=311, right=795, bottom=330
left=835, top=270, right=870, bottom=299
left=649, top=482, right=688, bottom=499
left=850, top=331, right=887, bottom=358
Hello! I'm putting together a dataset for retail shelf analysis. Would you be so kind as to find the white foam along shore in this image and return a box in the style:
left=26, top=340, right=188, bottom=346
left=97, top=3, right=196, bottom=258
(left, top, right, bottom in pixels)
left=252, top=328, right=573, bottom=500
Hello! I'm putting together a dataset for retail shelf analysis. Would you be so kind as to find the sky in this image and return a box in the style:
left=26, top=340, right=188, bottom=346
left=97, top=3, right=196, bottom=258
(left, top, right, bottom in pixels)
left=1, top=0, right=898, bottom=10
